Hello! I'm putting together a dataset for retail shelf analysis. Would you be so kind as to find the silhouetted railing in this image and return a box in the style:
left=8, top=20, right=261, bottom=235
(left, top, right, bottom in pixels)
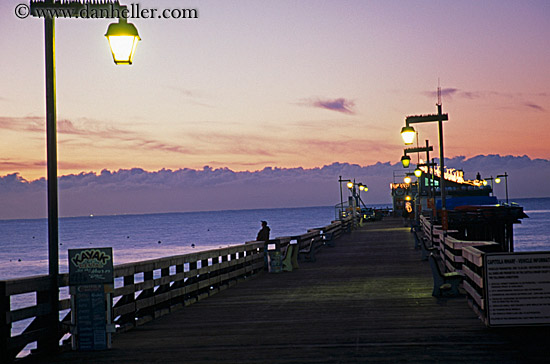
left=2, top=217, right=353, bottom=362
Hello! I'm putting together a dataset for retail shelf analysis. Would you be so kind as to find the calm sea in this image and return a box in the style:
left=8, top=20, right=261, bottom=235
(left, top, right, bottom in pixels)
left=0, top=198, right=548, bottom=281
left=0, top=205, right=344, bottom=280
left=2, top=199, right=549, bottom=356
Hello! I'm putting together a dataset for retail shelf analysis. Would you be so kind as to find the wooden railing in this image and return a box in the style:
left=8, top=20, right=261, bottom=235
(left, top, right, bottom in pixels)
left=420, top=215, right=494, bottom=274
left=2, top=242, right=264, bottom=361
left=462, top=243, right=508, bottom=325
left=442, top=236, right=497, bottom=273
left=419, top=214, right=502, bottom=323
left=2, top=217, right=353, bottom=361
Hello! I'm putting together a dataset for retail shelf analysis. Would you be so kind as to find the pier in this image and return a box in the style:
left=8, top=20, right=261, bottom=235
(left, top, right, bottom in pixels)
left=12, top=218, right=548, bottom=364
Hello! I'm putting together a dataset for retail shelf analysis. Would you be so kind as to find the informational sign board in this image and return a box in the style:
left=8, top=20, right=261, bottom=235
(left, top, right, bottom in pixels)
left=485, top=252, right=550, bottom=326
left=69, top=247, right=114, bottom=350
left=75, top=284, right=108, bottom=350
left=69, top=248, right=114, bottom=286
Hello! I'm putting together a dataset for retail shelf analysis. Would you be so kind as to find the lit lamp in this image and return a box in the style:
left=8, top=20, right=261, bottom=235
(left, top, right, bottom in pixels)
left=347, top=182, right=353, bottom=189
left=400, top=126, right=416, bottom=145
left=495, top=177, right=501, bottom=184
left=401, top=155, right=411, bottom=168
left=105, top=18, right=141, bottom=65
left=359, top=184, right=368, bottom=192
left=29, top=0, right=142, bottom=352
left=414, top=168, right=422, bottom=178
left=405, top=195, right=412, bottom=201
left=404, top=176, right=412, bottom=184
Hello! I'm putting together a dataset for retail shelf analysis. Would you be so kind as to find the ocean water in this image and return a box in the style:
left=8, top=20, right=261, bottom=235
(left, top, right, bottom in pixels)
left=0, top=199, right=548, bottom=281
left=0, top=205, right=343, bottom=280
left=512, top=197, right=550, bottom=252
left=1, top=199, right=548, bottom=357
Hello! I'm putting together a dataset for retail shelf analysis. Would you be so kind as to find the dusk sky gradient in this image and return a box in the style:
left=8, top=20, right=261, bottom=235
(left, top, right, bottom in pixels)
left=1, top=0, right=549, bottom=218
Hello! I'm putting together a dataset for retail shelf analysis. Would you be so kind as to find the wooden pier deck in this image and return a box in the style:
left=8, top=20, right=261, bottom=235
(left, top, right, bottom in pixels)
left=20, top=218, right=549, bottom=363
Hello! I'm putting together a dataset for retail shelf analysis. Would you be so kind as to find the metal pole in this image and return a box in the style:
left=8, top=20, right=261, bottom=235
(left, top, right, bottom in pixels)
left=339, top=176, right=343, bottom=219
left=437, top=103, right=446, bottom=211
left=352, top=179, right=357, bottom=226
left=45, top=10, right=60, bottom=352
left=425, top=140, right=432, bottom=221
left=437, top=103, right=447, bottom=230
left=505, top=172, right=509, bottom=204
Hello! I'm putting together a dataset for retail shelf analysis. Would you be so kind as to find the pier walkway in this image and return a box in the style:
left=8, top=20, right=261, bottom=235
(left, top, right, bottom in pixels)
left=21, top=218, right=548, bottom=363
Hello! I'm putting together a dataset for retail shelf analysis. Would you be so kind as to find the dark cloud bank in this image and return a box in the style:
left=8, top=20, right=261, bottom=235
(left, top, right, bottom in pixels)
left=1, top=155, right=549, bottom=219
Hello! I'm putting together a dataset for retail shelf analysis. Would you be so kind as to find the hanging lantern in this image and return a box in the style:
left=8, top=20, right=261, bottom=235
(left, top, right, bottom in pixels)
left=105, top=18, right=141, bottom=65
left=400, top=126, right=416, bottom=145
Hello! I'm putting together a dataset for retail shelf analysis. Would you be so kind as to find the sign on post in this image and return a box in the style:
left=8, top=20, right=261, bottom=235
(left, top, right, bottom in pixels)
left=485, top=252, right=550, bottom=326
left=69, top=248, right=114, bottom=286
left=69, top=247, right=114, bottom=351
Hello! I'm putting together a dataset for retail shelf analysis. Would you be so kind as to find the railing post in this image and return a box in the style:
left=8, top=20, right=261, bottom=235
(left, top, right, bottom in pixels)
left=1, top=281, right=10, bottom=361
left=36, top=282, right=59, bottom=354
left=140, top=271, right=154, bottom=319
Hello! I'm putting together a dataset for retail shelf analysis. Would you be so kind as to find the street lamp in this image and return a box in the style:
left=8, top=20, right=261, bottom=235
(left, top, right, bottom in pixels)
left=339, top=178, right=368, bottom=224
left=400, top=92, right=449, bottom=228
left=414, top=167, right=422, bottom=178
left=404, top=176, right=412, bottom=184
left=400, top=126, right=416, bottom=145
left=401, top=155, right=411, bottom=168
left=105, top=18, right=141, bottom=64
left=496, top=172, right=509, bottom=204
left=30, top=0, right=140, bottom=352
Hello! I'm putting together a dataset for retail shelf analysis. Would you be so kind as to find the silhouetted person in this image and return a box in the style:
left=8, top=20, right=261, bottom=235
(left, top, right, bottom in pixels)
left=256, top=220, right=270, bottom=241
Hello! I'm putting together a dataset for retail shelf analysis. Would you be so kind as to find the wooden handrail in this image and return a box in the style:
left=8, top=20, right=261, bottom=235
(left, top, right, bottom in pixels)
left=2, top=219, right=349, bottom=362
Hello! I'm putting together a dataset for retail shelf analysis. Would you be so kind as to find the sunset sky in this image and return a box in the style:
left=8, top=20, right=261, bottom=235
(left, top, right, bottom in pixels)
left=1, top=0, right=549, bottom=182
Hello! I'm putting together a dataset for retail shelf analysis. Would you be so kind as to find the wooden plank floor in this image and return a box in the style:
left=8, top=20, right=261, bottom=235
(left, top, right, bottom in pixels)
left=21, top=218, right=549, bottom=363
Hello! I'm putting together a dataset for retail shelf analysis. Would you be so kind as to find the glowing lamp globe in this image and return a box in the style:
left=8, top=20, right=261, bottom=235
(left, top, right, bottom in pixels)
left=405, top=195, right=412, bottom=201
left=401, top=155, right=411, bottom=168
left=414, top=168, right=422, bottom=178
left=404, top=176, right=412, bottom=184
left=400, top=126, right=416, bottom=145
left=483, top=180, right=488, bottom=186
left=347, top=182, right=353, bottom=189
left=495, top=177, right=501, bottom=184
left=105, top=18, right=141, bottom=65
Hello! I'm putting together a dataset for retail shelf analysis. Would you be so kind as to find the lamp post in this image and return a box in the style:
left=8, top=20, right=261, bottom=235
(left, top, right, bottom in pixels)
left=496, top=172, right=509, bottom=204
left=402, top=140, right=434, bottom=216
left=483, top=177, right=495, bottom=196
left=401, top=97, right=449, bottom=228
left=338, top=179, right=368, bottom=225
left=30, top=0, right=140, bottom=352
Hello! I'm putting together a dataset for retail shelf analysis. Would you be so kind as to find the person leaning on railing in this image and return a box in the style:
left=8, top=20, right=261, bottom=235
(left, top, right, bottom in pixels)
left=256, top=220, right=270, bottom=241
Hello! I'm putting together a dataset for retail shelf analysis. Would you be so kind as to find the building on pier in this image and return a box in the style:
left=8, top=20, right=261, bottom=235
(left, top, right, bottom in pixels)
left=391, top=166, right=527, bottom=252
